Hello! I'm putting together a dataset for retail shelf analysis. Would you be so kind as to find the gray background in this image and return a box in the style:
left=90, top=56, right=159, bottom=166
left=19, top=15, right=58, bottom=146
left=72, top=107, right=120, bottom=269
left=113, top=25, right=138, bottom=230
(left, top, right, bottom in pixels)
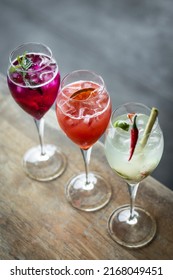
left=0, top=0, right=172, bottom=190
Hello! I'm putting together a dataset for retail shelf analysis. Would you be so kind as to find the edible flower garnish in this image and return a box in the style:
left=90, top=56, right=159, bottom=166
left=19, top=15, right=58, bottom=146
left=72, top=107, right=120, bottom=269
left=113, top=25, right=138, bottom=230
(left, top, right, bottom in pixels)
left=128, top=115, right=138, bottom=161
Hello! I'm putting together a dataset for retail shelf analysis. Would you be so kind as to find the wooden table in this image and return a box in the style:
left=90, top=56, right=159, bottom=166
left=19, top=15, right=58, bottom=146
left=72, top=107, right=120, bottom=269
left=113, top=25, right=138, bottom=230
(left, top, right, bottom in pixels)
left=0, top=73, right=173, bottom=260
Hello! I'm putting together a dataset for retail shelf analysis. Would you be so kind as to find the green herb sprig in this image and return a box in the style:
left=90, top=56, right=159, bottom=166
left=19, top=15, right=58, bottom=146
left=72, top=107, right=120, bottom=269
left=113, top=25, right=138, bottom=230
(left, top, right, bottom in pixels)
left=10, top=52, right=33, bottom=86
left=10, top=52, right=32, bottom=72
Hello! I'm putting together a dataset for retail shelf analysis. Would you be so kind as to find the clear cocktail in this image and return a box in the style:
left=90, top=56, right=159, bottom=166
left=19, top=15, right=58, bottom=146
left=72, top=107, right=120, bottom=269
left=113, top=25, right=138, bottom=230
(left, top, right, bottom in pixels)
left=105, top=112, right=163, bottom=183
left=105, top=102, right=164, bottom=248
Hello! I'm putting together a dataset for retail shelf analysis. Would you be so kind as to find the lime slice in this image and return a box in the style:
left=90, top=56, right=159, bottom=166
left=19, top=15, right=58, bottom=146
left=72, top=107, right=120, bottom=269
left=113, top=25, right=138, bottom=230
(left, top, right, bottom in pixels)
left=113, top=120, right=129, bottom=131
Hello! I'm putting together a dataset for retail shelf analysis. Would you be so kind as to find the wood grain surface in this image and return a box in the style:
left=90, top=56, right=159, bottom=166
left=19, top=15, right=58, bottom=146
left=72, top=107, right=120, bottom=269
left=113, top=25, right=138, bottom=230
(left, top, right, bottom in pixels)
left=0, top=74, right=173, bottom=260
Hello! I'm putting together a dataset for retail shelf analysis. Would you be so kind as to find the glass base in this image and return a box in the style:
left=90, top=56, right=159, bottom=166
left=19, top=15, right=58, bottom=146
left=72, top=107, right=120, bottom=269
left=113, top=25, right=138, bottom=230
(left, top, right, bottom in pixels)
left=108, top=205, right=156, bottom=248
left=23, top=144, right=67, bottom=181
left=66, top=172, right=112, bottom=212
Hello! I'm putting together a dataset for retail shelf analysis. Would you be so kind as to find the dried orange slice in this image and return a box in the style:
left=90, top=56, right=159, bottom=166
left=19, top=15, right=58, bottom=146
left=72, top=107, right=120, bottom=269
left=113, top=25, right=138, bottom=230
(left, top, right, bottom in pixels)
left=70, top=88, right=95, bottom=100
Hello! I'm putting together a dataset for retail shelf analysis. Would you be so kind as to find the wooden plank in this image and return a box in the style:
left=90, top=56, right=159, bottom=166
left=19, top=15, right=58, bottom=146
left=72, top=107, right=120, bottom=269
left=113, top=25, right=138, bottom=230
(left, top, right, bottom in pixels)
left=0, top=74, right=173, bottom=260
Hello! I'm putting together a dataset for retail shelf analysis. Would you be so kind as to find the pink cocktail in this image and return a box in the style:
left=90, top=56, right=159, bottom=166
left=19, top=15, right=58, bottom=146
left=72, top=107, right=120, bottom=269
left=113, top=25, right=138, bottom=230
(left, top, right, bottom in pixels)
left=56, top=70, right=112, bottom=211
left=56, top=81, right=111, bottom=149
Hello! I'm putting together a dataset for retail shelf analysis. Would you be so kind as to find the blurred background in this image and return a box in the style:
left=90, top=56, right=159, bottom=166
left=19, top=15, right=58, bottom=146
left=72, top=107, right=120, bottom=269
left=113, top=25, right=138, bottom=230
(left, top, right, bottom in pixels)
left=0, top=0, right=172, bottom=190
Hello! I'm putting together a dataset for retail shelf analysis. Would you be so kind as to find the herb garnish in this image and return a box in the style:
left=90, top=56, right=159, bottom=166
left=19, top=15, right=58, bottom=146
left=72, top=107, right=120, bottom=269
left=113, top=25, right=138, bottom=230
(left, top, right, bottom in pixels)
left=10, top=52, right=33, bottom=85
left=10, top=52, right=33, bottom=72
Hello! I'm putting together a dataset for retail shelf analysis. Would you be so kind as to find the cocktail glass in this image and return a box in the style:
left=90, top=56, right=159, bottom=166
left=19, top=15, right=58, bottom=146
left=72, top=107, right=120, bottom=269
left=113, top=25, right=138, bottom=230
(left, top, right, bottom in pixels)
left=7, top=42, right=67, bottom=181
left=56, top=70, right=112, bottom=211
left=105, top=102, right=164, bottom=248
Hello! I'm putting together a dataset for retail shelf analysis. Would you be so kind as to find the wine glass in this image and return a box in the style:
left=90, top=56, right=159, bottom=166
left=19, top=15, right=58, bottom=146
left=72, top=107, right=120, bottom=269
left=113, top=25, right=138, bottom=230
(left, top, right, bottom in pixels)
left=56, top=70, right=112, bottom=211
left=104, top=102, right=164, bottom=248
left=7, top=42, right=67, bottom=181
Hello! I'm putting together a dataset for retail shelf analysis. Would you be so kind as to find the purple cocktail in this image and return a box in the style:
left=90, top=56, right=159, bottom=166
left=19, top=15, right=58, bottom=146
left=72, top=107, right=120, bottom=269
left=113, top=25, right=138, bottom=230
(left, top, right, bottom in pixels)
left=7, top=43, right=66, bottom=181
left=8, top=53, right=60, bottom=120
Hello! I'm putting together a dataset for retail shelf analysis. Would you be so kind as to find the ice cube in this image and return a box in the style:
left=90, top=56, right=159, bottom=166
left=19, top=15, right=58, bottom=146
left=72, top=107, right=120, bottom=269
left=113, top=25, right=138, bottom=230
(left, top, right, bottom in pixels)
left=79, top=108, right=85, bottom=118
left=114, top=133, right=130, bottom=152
left=95, top=98, right=103, bottom=109
left=66, top=85, right=81, bottom=94
left=40, top=70, right=53, bottom=83
left=28, top=73, right=40, bottom=85
left=83, top=115, right=91, bottom=124
left=82, top=82, right=91, bottom=88
left=39, top=55, right=50, bottom=67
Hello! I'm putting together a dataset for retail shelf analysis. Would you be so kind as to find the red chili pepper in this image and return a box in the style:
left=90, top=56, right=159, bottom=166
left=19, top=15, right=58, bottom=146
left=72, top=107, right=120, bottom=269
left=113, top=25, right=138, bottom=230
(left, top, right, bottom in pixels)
left=128, top=115, right=138, bottom=161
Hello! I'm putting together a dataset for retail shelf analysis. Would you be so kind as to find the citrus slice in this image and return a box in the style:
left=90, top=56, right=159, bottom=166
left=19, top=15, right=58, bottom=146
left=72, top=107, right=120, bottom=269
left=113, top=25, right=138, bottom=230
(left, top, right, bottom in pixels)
left=70, top=88, right=95, bottom=100
left=113, top=120, right=129, bottom=131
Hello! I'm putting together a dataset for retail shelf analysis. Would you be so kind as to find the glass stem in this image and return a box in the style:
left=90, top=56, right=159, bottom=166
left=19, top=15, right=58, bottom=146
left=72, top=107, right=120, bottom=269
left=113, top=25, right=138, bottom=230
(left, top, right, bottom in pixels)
left=34, top=118, right=45, bottom=156
left=127, top=182, right=139, bottom=220
left=80, top=147, right=92, bottom=184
